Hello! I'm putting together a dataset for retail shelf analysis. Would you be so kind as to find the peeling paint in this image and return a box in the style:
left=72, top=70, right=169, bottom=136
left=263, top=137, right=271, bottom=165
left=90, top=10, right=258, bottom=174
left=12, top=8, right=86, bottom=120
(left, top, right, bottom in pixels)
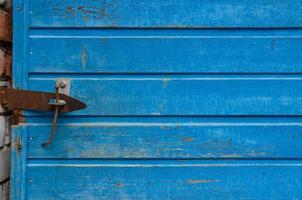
left=183, top=137, right=193, bottom=142
left=66, top=6, right=75, bottom=14
left=162, top=78, right=170, bottom=89
left=187, top=179, right=221, bottom=184
left=271, top=39, right=276, bottom=50
left=81, top=47, right=88, bottom=69
left=114, top=183, right=126, bottom=188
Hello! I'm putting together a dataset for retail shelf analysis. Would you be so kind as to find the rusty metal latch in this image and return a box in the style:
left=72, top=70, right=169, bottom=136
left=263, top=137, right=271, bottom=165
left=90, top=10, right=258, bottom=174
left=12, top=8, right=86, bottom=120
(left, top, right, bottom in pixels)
left=0, top=79, right=86, bottom=147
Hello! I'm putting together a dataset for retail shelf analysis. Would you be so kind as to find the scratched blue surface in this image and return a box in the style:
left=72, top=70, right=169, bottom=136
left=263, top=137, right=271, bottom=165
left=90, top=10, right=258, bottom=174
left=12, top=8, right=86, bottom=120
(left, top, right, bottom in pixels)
left=11, top=0, right=302, bottom=199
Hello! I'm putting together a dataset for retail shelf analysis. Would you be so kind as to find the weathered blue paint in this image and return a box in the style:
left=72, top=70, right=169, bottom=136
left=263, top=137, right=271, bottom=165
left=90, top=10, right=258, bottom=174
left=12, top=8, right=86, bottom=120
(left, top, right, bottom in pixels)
left=12, top=0, right=302, bottom=199
left=29, top=0, right=302, bottom=28
left=25, top=124, right=302, bottom=159
left=26, top=160, right=302, bottom=200
left=10, top=126, right=27, bottom=200
left=28, top=78, right=302, bottom=115
left=29, top=32, right=302, bottom=73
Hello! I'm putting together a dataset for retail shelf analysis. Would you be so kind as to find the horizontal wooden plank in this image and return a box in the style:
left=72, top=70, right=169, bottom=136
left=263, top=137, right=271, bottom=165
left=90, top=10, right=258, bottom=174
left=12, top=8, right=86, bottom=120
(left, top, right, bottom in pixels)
left=27, top=161, right=302, bottom=199
left=28, top=78, right=302, bottom=116
left=29, top=36, right=302, bottom=73
left=27, top=124, right=302, bottom=159
left=29, top=0, right=302, bottom=28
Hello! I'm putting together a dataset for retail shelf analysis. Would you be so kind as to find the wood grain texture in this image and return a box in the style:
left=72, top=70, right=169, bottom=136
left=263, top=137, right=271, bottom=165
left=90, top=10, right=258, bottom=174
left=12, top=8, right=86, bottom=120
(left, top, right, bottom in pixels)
left=26, top=160, right=302, bottom=200
left=29, top=33, right=302, bottom=73
left=29, top=0, right=302, bottom=28
left=10, top=126, right=27, bottom=200
left=27, top=124, right=302, bottom=159
left=28, top=78, right=302, bottom=116
left=13, top=0, right=302, bottom=199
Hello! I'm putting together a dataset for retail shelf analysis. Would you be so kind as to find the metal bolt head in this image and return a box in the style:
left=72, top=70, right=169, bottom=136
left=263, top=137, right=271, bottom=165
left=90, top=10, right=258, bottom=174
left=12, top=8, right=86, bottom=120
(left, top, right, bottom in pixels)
left=59, top=80, right=67, bottom=89
left=55, top=79, right=70, bottom=95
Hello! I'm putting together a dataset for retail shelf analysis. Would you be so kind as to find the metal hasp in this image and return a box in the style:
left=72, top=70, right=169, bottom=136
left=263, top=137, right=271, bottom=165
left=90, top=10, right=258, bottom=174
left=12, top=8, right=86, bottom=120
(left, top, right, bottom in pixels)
left=0, top=79, right=86, bottom=147
left=41, top=82, right=66, bottom=147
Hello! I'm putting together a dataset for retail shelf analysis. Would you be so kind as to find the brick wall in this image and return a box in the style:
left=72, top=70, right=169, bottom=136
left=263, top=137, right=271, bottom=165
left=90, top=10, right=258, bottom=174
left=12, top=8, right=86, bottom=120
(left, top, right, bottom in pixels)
left=0, top=1, right=11, bottom=199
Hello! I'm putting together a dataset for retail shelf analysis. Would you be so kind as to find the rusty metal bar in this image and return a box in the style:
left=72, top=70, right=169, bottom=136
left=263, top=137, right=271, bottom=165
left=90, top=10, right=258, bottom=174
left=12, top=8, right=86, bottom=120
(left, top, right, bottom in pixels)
left=0, top=87, right=86, bottom=113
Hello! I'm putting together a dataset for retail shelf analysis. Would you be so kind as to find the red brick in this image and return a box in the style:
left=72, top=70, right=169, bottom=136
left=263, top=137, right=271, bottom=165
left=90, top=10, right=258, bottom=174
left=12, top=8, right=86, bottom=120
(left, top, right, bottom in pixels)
left=0, top=10, right=12, bottom=42
left=0, top=48, right=11, bottom=78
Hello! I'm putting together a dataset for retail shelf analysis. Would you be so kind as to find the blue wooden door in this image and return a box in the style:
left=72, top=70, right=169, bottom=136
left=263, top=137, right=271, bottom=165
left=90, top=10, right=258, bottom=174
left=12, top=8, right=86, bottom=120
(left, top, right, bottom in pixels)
left=11, top=1, right=302, bottom=199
